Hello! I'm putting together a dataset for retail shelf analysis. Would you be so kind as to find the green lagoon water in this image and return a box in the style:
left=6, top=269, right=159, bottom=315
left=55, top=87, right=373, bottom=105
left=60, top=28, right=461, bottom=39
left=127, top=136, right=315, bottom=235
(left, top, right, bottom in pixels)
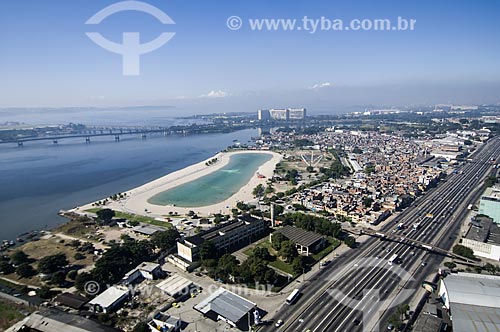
left=148, top=153, right=273, bottom=207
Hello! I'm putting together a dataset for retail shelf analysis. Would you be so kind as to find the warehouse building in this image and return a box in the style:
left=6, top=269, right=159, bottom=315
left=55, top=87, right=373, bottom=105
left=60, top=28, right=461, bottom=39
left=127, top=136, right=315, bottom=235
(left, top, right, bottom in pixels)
left=194, top=288, right=256, bottom=329
left=438, top=272, right=500, bottom=332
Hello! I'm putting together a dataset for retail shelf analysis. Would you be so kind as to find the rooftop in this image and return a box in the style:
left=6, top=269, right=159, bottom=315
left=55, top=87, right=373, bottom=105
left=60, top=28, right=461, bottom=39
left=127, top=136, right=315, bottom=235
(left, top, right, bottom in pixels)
left=482, top=187, right=500, bottom=201
left=156, top=274, right=193, bottom=297
left=54, top=292, right=89, bottom=310
left=7, top=308, right=123, bottom=332
left=443, top=273, right=500, bottom=332
left=274, top=225, right=324, bottom=248
left=132, top=224, right=166, bottom=235
left=186, top=215, right=263, bottom=246
left=88, top=286, right=129, bottom=309
left=194, top=288, right=255, bottom=323
left=465, top=216, right=500, bottom=245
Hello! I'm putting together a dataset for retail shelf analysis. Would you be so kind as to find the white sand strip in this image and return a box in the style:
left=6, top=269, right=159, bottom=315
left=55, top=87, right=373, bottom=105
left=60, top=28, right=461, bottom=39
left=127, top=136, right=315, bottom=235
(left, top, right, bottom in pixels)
left=77, top=150, right=282, bottom=219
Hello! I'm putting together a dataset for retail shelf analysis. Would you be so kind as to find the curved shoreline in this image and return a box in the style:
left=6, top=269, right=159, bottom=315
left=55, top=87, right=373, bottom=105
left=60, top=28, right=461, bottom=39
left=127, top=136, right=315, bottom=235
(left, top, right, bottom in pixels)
left=78, top=150, right=282, bottom=218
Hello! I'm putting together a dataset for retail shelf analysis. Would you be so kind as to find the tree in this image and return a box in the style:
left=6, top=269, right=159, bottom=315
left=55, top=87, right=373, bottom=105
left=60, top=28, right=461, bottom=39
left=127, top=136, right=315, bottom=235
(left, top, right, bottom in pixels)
left=444, top=262, right=456, bottom=270
left=364, top=166, right=376, bottom=174
left=216, top=254, right=240, bottom=279
left=96, top=209, right=115, bottom=224
left=292, top=256, right=307, bottom=275
left=74, top=253, right=86, bottom=260
left=150, top=228, right=180, bottom=251
left=0, top=262, right=15, bottom=274
left=484, top=263, right=497, bottom=274
left=38, top=253, right=68, bottom=274
left=279, top=241, right=298, bottom=263
left=16, top=263, right=36, bottom=278
left=306, top=166, right=314, bottom=172
left=252, top=247, right=271, bottom=261
left=67, top=269, right=78, bottom=280
left=352, top=147, right=363, bottom=154
left=199, top=241, right=216, bottom=260
left=453, top=244, right=475, bottom=260
left=50, top=271, right=66, bottom=286
left=362, top=197, right=374, bottom=208
left=264, top=269, right=277, bottom=284
left=11, top=251, right=29, bottom=265
left=75, top=272, right=94, bottom=293
left=132, top=322, right=150, bottom=332
left=37, top=286, right=53, bottom=299
left=252, top=184, right=265, bottom=197
left=271, top=233, right=286, bottom=251
left=344, top=236, right=356, bottom=248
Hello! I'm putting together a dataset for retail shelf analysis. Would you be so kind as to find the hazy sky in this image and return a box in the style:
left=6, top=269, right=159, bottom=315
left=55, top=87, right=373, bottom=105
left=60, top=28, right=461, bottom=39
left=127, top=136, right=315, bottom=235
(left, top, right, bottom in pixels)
left=0, top=0, right=499, bottom=113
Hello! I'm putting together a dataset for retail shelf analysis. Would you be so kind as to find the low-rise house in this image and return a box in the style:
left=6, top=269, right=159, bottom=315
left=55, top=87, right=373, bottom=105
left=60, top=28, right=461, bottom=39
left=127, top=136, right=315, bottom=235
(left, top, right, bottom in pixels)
left=88, top=286, right=130, bottom=314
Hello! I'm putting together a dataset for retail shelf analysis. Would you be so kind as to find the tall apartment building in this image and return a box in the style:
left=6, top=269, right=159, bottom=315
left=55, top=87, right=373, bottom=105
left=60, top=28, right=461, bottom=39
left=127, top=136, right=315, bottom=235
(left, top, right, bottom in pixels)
left=288, top=108, right=307, bottom=120
left=177, top=215, right=267, bottom=262
left=258, top=109, right=271, bottom=120
left=257, top=108, right=306, bottom=121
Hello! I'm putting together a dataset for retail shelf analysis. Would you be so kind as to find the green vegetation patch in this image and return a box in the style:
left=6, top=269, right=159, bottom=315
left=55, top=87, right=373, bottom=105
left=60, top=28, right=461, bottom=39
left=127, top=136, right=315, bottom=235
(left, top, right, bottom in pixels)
left=0, top=299, right=31, bottom=331
left=85, top=209, right=172, bottom=228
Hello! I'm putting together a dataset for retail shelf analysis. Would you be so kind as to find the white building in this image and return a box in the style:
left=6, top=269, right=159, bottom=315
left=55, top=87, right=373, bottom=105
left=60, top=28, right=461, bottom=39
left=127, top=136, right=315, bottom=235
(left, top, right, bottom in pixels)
left=122, top=262, right=162, bottom=285
left=148, top=312, right=181, bottom=332
left=257, top=109, right=271, bottom=120
left=269, top=109, right=288, bottom=120
left=288, top=108, right=306, bottom=120
left=156, top=274, right=193, bottom=298
left=88, top=286, right=130, bottom=313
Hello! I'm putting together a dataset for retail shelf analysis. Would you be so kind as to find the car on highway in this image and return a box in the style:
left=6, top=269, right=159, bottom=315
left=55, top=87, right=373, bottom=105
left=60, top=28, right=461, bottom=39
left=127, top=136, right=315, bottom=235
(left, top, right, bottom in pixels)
left=275, top=319, right=283, bottom=327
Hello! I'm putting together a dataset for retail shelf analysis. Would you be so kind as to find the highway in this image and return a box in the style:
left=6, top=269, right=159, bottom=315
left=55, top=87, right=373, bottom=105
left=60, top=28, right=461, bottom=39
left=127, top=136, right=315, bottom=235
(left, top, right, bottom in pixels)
left=262, top=137, right=500, bottom=332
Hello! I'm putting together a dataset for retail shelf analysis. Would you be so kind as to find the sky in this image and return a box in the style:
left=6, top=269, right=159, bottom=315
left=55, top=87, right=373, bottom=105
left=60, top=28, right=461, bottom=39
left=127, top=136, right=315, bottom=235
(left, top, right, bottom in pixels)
left=0, top=0, right=499, bottom=115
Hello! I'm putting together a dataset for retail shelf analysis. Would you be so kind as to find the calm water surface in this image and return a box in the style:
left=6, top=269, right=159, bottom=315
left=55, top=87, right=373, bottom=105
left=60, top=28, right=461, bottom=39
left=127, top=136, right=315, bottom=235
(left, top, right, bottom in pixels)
left=148, top=153, right=272, bottom=207
left=0, top=129, right=257, bottom=240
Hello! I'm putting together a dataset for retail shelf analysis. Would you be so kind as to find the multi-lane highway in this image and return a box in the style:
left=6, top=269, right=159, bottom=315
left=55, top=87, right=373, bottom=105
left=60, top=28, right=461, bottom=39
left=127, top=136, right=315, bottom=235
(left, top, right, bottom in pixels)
left=262, top=137, right=500, bottom=332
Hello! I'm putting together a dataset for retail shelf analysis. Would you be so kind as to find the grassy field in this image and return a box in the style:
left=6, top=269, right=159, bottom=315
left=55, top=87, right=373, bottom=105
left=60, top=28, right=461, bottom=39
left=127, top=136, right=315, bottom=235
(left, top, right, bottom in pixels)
left=244, top=236, right=341, bottom=276
left=0, top=299, right=31, bottom=332
left=53, top=220, right=97, bottom=238
left=3, top=236, right=95, bottom=287
left=85, top=209, right=172, bottom=228
left=244, top=239, right=295, bottom=275
left=312, top=238, right=341, bottom=261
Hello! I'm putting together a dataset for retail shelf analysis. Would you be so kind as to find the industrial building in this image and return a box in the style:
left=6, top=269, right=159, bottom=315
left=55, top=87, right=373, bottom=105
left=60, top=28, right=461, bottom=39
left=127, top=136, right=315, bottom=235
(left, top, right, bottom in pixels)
left=176, top=215, right=267, bottom=263
left=194, top=288, right=257, bottom=329
left=156, top=274, right=193, bottom=298
left=479, top=187, right=500, bottom=223
left=88, top=285, right=130, bottom=314
left=5, top=308, right=123, bottom=332
left=461, top=216, right=500, bottom=261
left=438, top=272, right=500, bottom=332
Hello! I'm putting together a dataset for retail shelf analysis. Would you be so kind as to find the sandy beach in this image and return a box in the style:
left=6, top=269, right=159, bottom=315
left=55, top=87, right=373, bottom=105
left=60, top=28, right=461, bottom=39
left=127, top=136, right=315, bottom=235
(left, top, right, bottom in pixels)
left=78, top=150, right=282, bottom=218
